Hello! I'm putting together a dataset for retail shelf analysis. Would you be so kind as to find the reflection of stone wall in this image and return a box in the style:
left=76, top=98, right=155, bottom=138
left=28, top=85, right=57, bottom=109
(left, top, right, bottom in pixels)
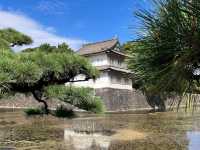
left=95, top=88, right=151, bottom=111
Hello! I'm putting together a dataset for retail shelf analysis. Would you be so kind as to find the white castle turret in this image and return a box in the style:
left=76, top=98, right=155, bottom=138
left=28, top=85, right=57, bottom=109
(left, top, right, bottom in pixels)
left=74, top=38, right=133, bottom=90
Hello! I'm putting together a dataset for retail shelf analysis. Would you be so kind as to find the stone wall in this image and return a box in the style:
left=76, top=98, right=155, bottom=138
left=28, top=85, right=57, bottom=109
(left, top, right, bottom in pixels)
left=95, top=88, right=197, bottom=111
left=0, top=89, right=183, bottom=112
left=0, top=90, right=151, bottom=112
left=95, top=88, right=151, bottom=111
left=0, top=94, right=65, bottom=109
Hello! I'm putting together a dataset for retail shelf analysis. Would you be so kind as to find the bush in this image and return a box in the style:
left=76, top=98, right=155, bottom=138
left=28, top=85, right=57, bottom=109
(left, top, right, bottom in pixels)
left=45, top=85, right=105, bottom=114
left=54, top=105, right=75, bottom=118
left=24, top=107, right=44, bottom=116
left=77, top=96, right=105, bottom=114
left=91, top=97, right=105, bottom=113
left=64, top=87, right=105, bottom=114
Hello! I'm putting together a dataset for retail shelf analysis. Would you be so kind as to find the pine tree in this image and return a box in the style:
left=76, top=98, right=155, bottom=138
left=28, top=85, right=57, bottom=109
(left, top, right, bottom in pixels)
left=0, top=28, right=99, bottom=114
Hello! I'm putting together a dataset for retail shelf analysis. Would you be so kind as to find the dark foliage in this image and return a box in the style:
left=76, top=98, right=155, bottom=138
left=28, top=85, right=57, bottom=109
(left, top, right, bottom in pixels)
left=24, top=108, right=44, bottom=116
left=127, top=0, right=200, bottom=109
left=54, top=105, right=75, bottom=118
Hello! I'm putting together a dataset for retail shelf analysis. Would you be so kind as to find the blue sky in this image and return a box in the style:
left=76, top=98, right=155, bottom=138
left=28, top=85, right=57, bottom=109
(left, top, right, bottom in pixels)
left=0, top=0, right=151, bottom=50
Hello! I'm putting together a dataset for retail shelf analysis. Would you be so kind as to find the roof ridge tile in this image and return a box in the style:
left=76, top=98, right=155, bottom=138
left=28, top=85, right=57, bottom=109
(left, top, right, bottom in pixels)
left=77, top=38, right=119, bottom=55
left=83, top=38, right=117, bottom=47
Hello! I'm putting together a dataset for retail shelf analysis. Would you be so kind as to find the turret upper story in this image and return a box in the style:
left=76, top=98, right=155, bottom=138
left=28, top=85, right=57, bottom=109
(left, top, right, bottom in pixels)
left=77, top=39, right=129, bottom=71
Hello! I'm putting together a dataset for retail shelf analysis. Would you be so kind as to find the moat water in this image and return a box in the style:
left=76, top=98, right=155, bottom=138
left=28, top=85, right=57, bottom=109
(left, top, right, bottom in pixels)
left=0, top=110, right=200, bottom=150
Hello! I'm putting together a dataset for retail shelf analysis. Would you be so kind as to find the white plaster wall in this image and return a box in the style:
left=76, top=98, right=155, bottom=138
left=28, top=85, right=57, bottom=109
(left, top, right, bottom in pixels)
left=89, top=53, right=109, bottom=67
left=106, top=84, right=132, bottom=90
left=71, top=72, right=111, bottom=89
left=109, top=55, right=127, bottom=69
left=110, top=75, right=132, bottom=90
left=70, top=72, right=132, bottom=90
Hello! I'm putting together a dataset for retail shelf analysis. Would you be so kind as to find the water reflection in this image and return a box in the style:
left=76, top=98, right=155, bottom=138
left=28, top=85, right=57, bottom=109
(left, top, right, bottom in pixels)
left=64, top=129, right=112, bottom=149
left=187, top=132, right=200, bottom=150
left=0, top=111, right=200, bottom=149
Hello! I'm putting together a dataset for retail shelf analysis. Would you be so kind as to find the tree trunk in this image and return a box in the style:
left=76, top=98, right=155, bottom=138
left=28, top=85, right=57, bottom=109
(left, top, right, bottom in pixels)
left=157, top=98, right=166, bottom=112
left=145, top=92, right=166, bottom=112
left=32, top=90, right=49, bottom=114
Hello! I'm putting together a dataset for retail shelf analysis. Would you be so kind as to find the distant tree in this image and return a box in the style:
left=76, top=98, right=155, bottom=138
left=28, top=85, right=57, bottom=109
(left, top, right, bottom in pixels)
left=0, top=28, right=99, bottom=114
left=121, top=41, right=137, bottom=54
left=123, top=42, right=166, bottom=111
left=127, top=0, right=200, bottom=109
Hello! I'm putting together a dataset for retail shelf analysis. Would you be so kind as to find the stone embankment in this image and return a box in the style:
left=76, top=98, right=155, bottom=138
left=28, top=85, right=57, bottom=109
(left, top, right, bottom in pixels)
left=0, top=94, right=65, bottom=110
left=95, top=88, right=151, bottom=111
left=0, top=89, right=180, bottom=112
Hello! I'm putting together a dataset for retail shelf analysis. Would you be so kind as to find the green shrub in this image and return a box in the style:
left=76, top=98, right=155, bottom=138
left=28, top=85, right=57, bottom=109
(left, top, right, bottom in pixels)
left=24, top=107, right=44, bottom=116
left=54, top=105, right=75, bottom=118
left=45, top=85, right=105, bottom=114
left=90, top=97, right=105, bottom=113
left=76, top=96, right=105, bottom=114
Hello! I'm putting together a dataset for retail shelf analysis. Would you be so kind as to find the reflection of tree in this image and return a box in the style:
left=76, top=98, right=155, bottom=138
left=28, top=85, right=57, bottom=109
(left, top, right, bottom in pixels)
left=89, top=140, right=101, bottom=150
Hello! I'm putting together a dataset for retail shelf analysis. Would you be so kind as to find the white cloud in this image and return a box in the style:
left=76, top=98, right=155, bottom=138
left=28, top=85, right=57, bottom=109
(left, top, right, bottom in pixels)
left=36, top=0, right=66, bottom=15
left=0, top=10, right=86, bottom=51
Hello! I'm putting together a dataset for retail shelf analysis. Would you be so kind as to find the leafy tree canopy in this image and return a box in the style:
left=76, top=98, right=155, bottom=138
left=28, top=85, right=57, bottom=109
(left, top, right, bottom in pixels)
left=127, top=0, right=200, bottom=109
left=0, top=28, right=99, bottom=114
left=0, top=28, right=32, bottom=49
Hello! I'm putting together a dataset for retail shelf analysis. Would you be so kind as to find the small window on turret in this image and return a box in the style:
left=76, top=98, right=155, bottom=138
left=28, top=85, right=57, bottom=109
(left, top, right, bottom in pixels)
left=118, top=60, right=121, bottom=66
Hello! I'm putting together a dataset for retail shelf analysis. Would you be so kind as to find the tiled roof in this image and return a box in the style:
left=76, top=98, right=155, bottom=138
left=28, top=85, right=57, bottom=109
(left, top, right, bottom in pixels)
left=97, top=65, right=132, bottom=74
left=77, top=39, right=118, bottom=55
